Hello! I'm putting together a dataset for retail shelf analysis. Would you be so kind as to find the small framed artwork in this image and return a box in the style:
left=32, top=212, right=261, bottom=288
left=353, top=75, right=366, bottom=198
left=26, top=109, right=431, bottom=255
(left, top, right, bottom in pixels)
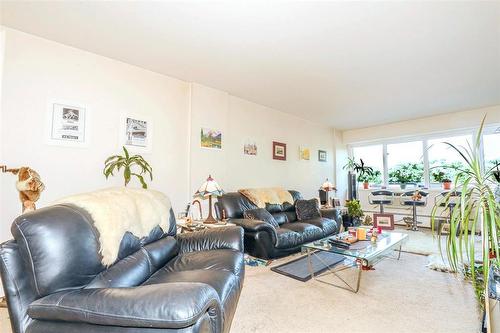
left=299, top=147, right=310, bottom=160
left=373, top=213, right=395, bottom=230
left=333, top=198, right=341, bottom=207
left=273, top=141, right=287, bottom=160
left=318, top=150, right=327, bottom=162
left=200, top=128, right=222, bottom=150
left=120, top=114, right=153, bottom=152
left=244, top=141, right=257, bottom=156
left=46, top=102, right=88, bottom=147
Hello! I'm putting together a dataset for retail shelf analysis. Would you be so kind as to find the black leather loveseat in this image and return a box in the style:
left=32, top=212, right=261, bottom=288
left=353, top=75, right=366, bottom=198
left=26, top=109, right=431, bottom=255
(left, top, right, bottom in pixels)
left=216, top=190, right=341, bottom=259
left=0, top=204, right=244, bottom=333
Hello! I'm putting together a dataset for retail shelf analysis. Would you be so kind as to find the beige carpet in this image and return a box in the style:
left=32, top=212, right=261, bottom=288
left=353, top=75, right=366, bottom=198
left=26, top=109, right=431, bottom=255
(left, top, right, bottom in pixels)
left=0, top=230, right=481, bottom=333
left=231, top=252, right=480, bottom=333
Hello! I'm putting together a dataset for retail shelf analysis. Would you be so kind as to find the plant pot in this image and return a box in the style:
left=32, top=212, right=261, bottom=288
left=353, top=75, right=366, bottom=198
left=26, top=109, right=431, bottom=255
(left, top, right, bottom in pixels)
left=400, top=184, right=407, bottom=190
left=363, top=182, right=369, bottom=190
left=443, top=181, right=452, bottom=190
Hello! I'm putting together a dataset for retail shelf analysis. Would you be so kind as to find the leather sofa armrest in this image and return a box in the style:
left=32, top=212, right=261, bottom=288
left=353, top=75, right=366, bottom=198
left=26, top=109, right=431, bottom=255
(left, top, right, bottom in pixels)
left=230, top=219, right=277, bottom=245
left=320, top=208, right=342, bottom=223
left=177, top=226, right=244, bottom=253
left=28, top=283, right=222, bottom=330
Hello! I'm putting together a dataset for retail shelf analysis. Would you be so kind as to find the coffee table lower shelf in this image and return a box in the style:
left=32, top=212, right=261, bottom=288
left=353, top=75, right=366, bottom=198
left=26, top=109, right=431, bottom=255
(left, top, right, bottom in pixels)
left=303, top=242, right=404, bottom=293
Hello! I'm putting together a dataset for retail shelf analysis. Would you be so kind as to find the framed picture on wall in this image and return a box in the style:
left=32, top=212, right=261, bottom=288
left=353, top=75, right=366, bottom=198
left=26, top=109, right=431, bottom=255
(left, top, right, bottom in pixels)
left=373, top=213, right=395, bottom=230
left=200, top=128, right=222, bottom=150
left=46, top=101, right=89, bottom=147
left=318, top=150, right=327, bottom=162
left=244, top=141, right=257, bottom=156
left=273, top=141, right=287, bottom=160
left=299, top=147, right=310, bottom=160
left=120, top=114, right=153, bottom=152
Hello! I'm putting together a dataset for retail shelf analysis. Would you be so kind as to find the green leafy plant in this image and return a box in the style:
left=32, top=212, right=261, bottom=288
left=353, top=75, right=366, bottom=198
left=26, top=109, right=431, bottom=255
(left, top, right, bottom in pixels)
left=358, top=170, right=382, bottom=184
left=343, top=157, right=374, bottom=176
left=103, top=146, right=153, bottom=189
left=388, top=163, right=424, bottom=184
left=431, top=170, right=451, bottom=183
left=346, top=199, right=364, bottom=219
left=430, top=116, right=500, bottom=308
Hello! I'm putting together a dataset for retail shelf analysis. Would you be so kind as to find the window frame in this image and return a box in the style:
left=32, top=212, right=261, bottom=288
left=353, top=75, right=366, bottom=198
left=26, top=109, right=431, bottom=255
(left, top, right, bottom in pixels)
left=347, top=126, right=491, bottom=189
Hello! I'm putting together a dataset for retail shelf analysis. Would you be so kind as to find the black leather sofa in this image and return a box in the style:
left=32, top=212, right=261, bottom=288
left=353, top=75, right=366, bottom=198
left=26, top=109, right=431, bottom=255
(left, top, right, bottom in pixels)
left=0, top=204, right=244, bottom=333
left=216, top=190, right=341, bottom=259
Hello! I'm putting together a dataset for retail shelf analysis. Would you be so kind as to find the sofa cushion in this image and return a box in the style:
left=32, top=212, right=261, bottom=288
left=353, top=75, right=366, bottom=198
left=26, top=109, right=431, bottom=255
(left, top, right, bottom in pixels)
left=275, top=229, right=303, bottom=249
left=271, top=212, right=289, bottom=225
left=160, top=249, right=244, bottom=276
left=280, top=222, right=323, bottom=242
left=295, top=199, right=321, bottom=221
left=303, top=217, right=338, bottom=236
left=244, top=208, right=280, bottom=228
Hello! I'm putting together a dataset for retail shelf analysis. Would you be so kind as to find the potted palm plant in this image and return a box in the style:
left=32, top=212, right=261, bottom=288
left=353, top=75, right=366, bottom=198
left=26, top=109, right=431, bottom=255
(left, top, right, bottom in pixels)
left=103, top=146, right=153, bottom=189
left=344, top=158, right=375, bottom=190
left=430, top=116, right=500, bottom=328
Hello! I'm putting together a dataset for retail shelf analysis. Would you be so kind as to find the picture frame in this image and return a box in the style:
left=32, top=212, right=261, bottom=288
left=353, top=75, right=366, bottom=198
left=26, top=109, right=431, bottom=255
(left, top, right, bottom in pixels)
left=45, top=101, right=89, bottom=147
left=243, top=141, right=257, bottom=156
left=273, top=141, right=287, bottom=160
left=373, top=213, right=395, bottom=230
left=200, top=127, right=222, bottom=150
left=299, top=147, right=310, bottom=160
left=333, top=198, right=341, bottom=207
left=318, top=150, right=327, bottom=162
left=120, top=114, right=153, bottom=152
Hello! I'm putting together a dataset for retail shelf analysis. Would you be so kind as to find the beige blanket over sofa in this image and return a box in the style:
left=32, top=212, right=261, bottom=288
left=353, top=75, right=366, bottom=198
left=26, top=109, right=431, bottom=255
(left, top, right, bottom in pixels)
left=238, top=187, right=294, bottom=208
left=53, top=187, right=172, bottom=266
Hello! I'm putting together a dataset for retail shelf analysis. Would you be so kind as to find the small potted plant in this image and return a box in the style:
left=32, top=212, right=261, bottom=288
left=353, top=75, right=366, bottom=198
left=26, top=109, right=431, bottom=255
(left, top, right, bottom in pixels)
left=358, top=170, right=382, bottom=189
left=344, top=199, right=364, bottom=228
left=103, top=146, right=153, bottom=188
left=432, top=170, right=452, bottom=190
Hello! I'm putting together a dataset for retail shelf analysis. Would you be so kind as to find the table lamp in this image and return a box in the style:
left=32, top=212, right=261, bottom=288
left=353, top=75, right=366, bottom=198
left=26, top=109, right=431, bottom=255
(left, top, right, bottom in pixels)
left=194, top=175, right=224, bottom=224
left=320, top=178, right=337, bottom=208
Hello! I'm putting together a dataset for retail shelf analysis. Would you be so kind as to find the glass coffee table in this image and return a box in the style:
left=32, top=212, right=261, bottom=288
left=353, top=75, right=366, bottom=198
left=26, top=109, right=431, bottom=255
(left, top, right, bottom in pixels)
left=302, top=231, right=408, bottom=293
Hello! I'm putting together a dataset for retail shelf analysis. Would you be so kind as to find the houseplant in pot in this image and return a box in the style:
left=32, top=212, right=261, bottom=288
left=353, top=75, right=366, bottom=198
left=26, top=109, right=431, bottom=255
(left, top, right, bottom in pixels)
left=344, top=199, right=364, bottom=229
left=344, top=157, right=374, bottom=190
left=431, top=169, right=452, bottom=190
left=103, top=146, right=153, bottom=188
left=358, top=170, right=382, bottom=189
left=430, top=116, right=499, bottom=329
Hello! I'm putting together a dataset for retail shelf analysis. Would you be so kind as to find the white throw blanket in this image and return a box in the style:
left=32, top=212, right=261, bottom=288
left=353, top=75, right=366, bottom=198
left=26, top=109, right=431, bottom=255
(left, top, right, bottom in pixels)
left=238, top=187, right=294, bottom=208
left=53, top=187, right=172, bottom=266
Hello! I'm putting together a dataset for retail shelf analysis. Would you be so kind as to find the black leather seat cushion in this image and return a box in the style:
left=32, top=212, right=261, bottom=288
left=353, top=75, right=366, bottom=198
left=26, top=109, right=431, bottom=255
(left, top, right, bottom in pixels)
left=280, top=222, right=323, bottom=242
left=275, top=229, right=303, bottom=249
left=159, top=249, right=244, bottom=276
left=402, top=201, right=426, bottom=206
left=371, top=199, right=392, bottom=204
left=301, top=218, right=338, bottom=236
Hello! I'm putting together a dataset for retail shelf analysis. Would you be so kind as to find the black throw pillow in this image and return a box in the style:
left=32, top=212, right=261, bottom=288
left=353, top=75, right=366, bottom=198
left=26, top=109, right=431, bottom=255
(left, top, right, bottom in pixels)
left=244, top=208, right=280, bottom=228
left=296, top=199, right=321, bottom=221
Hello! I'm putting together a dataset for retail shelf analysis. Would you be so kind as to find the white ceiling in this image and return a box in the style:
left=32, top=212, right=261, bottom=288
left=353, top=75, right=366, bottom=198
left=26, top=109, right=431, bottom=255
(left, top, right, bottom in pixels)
left=1, top=1, right=499, bottom=130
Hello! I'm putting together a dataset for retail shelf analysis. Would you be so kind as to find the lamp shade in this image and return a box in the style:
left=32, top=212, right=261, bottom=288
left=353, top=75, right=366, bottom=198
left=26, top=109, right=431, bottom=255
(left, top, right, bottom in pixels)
left=194, top=175, right=224, bottom=198
left=321, top=179, right=336, bottom=192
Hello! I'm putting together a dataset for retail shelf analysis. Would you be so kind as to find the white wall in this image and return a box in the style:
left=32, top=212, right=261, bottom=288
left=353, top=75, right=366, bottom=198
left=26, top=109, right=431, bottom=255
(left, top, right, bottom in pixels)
left=189, top=83, right=335, bottom=207
left=0, top=28, right=335, bottom=242
left=342, top=105, right=500, bottom=145
left=0, top=28, right=191, bottom=244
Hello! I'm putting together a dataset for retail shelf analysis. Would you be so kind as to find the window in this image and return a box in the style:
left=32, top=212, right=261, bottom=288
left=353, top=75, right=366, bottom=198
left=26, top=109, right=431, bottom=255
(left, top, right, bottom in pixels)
left=352, top=145, right=383, bottom=184
left=483, top=133, right=500, bottom=171
left=387, top=141, right=424, bottom=186
left=428, top=135, right=472, bottom=186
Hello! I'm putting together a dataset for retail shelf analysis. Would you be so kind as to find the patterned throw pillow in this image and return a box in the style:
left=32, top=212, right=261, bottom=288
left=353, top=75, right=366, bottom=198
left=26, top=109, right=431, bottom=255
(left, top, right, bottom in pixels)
left=244, top=208, right=280, bottom=228
left=295, top=199, right=321, bottom=220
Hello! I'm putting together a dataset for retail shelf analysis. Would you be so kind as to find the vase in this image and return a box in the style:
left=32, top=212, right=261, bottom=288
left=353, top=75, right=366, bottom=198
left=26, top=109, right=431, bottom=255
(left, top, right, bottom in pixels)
left=400, top=184, right=407, bottom=190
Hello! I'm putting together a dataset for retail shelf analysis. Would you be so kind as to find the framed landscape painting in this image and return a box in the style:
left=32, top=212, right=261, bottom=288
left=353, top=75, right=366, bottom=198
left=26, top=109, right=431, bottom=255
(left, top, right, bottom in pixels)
left=200, top=128, right=222, bottom=149
left=244, top=141, right=257, bottom=156
left=318, top=150, right=327, bottom=162
left=273, top=141, right=287, bottom=160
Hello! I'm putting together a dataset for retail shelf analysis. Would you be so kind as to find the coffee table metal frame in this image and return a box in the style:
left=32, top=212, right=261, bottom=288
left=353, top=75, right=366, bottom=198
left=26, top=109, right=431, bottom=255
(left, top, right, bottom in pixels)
left=302, top=232, right=407, bottom=293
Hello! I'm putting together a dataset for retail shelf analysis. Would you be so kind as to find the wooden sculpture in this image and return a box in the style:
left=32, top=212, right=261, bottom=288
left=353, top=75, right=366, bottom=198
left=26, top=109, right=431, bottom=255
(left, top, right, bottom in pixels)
left=1, top=165, right=45, bottom=213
